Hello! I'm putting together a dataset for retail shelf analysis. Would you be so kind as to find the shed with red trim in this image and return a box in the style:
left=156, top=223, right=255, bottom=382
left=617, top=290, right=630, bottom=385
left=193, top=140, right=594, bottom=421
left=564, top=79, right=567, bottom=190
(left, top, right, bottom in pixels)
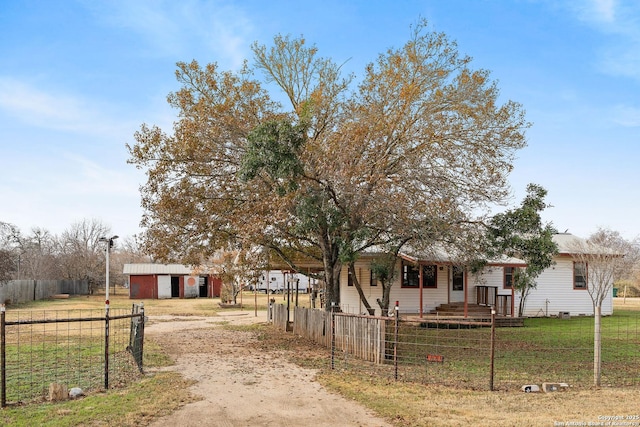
left=123, top=263, right=222, bottom=299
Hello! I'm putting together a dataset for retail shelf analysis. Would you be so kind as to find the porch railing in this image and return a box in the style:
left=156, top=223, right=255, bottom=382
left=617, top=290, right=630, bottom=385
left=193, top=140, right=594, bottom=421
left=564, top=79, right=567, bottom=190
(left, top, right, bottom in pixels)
left=477, top=286, right=512, bottom=317
left=476, top=285, right=497, bottom=307
left=495, top=295, right=512, bottom=317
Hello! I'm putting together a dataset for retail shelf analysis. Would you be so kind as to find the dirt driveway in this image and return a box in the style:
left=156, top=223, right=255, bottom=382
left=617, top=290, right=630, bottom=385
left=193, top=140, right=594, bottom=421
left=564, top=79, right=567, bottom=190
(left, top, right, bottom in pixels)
left=145, top=311, right=392, bottom=427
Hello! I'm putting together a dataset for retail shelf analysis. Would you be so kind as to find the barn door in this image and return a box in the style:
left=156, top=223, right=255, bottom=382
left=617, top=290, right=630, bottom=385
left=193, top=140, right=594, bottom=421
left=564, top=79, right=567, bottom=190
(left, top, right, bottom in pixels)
left=158, top=276, right=171, bottom=299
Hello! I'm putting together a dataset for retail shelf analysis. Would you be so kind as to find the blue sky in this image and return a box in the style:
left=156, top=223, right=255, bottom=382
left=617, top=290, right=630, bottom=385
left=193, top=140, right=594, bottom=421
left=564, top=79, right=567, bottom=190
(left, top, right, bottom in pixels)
left=1, top=0, right=639, bottom=241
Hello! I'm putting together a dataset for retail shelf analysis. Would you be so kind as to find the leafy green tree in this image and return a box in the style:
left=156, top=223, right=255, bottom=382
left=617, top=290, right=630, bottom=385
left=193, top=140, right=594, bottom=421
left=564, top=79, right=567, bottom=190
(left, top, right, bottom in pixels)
left=129, top=21, right=529, bottom=311
left=486, top=184, right=558, bottom=317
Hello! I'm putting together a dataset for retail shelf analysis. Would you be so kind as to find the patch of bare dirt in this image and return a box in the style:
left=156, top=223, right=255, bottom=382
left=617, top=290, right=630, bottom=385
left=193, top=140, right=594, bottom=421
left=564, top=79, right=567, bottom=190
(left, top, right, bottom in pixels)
left=145, top=311, right=392, bottom=427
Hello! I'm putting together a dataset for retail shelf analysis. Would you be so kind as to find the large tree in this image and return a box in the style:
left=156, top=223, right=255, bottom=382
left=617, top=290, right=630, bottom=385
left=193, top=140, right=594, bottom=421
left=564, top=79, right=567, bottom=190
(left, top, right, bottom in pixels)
left=57, top=219, right=112, bottom=293
left=129, top=21, right=529, bottom=311
left=0, top=223, right=55, bottom=282
left=0, top=222, right=19, bottom=283
left=0, top=221, right=20, bottom=286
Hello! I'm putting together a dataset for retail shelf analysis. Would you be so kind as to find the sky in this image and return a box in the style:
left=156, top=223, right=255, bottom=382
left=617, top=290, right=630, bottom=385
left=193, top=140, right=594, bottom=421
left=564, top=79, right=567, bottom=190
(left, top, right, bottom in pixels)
left=1, top=0, right=639, bottom=241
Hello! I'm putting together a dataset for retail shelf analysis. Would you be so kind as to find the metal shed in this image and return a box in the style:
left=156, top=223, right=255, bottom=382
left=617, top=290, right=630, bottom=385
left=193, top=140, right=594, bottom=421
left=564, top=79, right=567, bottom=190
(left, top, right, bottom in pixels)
left=123, top=263, right=222, bottom=299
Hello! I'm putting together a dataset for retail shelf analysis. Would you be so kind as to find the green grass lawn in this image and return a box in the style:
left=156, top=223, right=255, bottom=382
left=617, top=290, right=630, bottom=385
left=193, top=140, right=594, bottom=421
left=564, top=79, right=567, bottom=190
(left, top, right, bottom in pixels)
left=365, top=310, right=640, bottom=390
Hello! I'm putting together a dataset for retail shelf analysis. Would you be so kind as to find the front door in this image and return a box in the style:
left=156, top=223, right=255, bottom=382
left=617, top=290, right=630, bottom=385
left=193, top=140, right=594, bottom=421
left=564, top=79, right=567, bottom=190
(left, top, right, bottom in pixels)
left=450, top=266, right=465, bottom=303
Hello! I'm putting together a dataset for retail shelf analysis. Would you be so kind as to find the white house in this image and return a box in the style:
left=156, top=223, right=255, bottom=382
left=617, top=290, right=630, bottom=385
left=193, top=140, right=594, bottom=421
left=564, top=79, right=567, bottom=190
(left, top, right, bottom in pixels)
left=337, top=252, right=524, bottom=317
left=509, top=233, right=613, bottom=317
left=336, top=233, right=613, bottom=318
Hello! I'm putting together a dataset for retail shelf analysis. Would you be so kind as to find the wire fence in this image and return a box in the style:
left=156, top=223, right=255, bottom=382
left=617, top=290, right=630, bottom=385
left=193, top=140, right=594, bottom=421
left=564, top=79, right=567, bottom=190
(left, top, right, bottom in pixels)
left=274, top=304, right=640, bottom=391
left=0, top=304, right=145, bottom=406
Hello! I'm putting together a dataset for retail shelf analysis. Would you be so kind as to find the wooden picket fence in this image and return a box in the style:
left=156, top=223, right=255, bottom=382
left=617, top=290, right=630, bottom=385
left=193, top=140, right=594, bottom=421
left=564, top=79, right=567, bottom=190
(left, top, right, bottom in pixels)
left=271, top=302, right=290, bottom=331
left=333, top=312, right=388, bottom=364
left=293, top=306, right=331, bottom=345
left=273, top=304, right=390, bottom=364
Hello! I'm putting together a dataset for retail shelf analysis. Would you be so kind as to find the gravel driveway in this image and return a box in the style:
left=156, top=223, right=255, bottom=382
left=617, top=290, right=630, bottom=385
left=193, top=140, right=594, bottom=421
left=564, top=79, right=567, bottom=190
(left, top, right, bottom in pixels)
left=145, top=311, right=392, bottom=427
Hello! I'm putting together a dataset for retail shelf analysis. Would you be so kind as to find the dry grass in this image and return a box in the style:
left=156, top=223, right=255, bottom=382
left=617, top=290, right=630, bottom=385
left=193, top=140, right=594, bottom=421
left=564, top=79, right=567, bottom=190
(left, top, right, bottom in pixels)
left=8, top=287, right=311, bottom=316
left=257, top=298, right=640, bottom=426
left=316, top=371, right=640, bottom=426
left=615, top=296, right=640, bottom=311
left=246, top=314, right=640, bottom=427
left=4, top=293, right=639, bottom=427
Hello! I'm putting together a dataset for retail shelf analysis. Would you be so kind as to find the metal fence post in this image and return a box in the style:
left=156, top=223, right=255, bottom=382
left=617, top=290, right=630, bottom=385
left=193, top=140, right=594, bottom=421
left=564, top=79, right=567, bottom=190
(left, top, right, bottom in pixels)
left=330, top=302, right=336, bottom=370
left=490, top=307, right=496, bottom=391
left=394, top=301, right=399, bottom=381
left=1, top=304, right=5, bottom=408
left=139, top=302, right=145, bottom=372
left=104, top=309, right=110, bottom=390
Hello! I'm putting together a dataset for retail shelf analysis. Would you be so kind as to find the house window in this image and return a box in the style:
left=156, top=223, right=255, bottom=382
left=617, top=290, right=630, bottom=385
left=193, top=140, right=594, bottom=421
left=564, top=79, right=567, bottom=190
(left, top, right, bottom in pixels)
left=504, top=267, right=515, bottom=289
left=347, top=268, right=354, bottom=286
left=370, top=269, right=378, bottom=287
left=402, top=262, right=437, bottom=288
left=452, top=266, right=464, bottom=291
left=574, top=262, right=587, bottom=289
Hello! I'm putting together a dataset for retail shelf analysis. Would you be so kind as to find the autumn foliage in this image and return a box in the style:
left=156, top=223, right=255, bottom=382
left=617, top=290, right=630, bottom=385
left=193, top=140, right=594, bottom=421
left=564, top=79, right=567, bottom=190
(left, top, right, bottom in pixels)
left=128, top=21, right=529, bottom=311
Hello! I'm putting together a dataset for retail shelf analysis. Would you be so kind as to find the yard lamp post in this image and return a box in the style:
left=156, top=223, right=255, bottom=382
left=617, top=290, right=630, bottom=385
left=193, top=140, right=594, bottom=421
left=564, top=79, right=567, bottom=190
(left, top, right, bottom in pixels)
left=99, top=235, right=118, bottom=313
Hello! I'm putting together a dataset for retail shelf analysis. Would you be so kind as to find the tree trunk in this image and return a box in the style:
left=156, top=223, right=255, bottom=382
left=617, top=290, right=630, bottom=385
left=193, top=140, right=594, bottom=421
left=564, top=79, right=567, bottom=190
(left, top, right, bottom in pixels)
left=349, top=262, right=374, bottom=315
left=324, top=262, right=342, bottom=311
left=378, top=281, right=392, bottom=316
left=375, top=255, right=399, bottom=317
left=594, top=304, right=602, bottom=387
left=321, top=241, right=342, bottom=311
left=518, top=287, right=530, bottom=317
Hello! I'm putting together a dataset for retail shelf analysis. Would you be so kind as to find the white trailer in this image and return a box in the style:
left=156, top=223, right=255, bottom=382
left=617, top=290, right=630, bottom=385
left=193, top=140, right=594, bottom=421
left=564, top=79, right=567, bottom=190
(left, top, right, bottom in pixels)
left=254, top=270, right=316, bottom=293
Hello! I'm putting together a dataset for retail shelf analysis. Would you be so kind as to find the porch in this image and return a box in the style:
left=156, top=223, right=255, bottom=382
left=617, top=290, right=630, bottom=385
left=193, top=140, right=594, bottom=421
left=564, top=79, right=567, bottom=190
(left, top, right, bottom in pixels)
left=418, top=286, right=523, bottom=327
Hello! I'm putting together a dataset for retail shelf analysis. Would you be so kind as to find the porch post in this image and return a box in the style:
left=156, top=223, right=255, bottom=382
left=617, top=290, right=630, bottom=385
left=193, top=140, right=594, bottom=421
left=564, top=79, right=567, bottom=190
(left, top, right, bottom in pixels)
left=419, top=264, right=423, bottom=318
left=463, top=268, right=468, bottom=318
left=511, top=286, right=515, bottom=317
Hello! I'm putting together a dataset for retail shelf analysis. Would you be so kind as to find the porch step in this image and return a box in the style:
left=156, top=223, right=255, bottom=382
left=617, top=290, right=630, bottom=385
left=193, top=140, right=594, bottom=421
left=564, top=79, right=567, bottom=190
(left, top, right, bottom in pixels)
left=426, top=302, right=524, bottom=327
left=430, top=302, right=493, bottom=316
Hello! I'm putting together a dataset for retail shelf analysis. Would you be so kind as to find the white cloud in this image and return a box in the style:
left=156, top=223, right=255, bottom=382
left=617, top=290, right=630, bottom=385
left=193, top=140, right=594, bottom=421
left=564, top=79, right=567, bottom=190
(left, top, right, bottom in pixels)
left=611, top=104, right=640, bottom=127
left=0, top=77, right=135, bottom=138
left=60, top=154, right=141, bottom=196
left=595, top=0, right=617, bottom=22
left=84, top=0, right=254, bottom=69
left=0, top=151, right=145, bottom=237
left=566, top=0, right=640, bottom=80
left=566, top=0, right=617, bottom=24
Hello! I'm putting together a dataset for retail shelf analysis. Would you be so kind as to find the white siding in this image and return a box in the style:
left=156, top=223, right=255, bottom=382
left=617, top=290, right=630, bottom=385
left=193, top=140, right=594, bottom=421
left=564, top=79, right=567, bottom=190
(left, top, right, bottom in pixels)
left=339, top=262, right=451, bottom=315
left=337, top=251, right=614, bottom=317
left=339, top=263, right=384, bottom=315
left=340, top=264, right=509, bottom=315
left=469, top=266, right=509, bottom=304
left=389, top=265, right=448, bottom=314
left=518, top=257, right=612, bottom=317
